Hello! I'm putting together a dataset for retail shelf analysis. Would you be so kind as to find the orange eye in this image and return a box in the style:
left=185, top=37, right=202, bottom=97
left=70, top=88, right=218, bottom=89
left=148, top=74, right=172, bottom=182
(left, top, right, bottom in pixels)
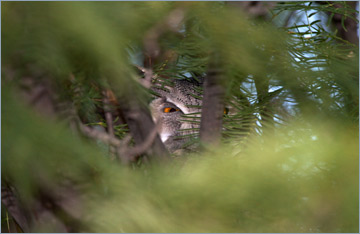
left=164, top=107, right=179, bottom=113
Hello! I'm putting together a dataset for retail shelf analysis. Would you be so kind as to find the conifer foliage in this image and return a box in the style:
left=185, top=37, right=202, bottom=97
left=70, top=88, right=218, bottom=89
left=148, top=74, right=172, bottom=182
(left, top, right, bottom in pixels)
left=2, top=2, right=359, bottom=232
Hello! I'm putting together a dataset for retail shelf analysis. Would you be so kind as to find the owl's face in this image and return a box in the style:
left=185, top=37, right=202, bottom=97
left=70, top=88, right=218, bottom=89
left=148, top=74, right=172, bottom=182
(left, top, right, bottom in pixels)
left=150, top=97, right=184, bottom=143
left=150, top=79, right=203, bottom=153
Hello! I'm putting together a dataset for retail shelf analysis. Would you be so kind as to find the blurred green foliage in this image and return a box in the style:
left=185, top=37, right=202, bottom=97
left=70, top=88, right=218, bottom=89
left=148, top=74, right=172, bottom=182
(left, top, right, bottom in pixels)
left=2, top=1, right=359, bottom=233
left=3, top=85, right=358, bottom=232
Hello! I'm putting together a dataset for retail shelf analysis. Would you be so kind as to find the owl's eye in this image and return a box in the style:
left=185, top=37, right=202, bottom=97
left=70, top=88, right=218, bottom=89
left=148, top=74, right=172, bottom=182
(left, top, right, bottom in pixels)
left=163, top=107, right=180, bottom=113
left=224, top=107, right=229, bottom=115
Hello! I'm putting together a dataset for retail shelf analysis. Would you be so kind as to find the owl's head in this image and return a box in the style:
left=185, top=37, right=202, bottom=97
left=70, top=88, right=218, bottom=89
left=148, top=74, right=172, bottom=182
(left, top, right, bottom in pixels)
left=150, top=78, right=203, bottom=153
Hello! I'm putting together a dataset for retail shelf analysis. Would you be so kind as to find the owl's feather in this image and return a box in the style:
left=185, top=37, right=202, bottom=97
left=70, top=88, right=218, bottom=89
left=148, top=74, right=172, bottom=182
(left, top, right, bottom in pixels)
left=150, top=78, right=203, bottom=153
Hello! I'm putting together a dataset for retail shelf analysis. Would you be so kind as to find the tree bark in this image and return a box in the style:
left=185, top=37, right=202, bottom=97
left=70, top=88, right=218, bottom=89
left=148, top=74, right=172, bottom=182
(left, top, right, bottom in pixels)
left=200, top=54, right=226, bottom=146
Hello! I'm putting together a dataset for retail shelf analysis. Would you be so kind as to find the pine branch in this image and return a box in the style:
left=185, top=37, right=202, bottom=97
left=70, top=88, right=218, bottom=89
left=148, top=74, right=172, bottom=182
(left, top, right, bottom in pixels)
left=254, top=75, right=275, bottom=136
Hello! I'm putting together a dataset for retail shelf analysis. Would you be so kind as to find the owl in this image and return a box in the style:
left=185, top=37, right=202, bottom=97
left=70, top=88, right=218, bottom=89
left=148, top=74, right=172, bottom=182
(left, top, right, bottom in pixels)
left=149, top=76, right=250, bottom=154
left=150, top=78, right=203, bottom=153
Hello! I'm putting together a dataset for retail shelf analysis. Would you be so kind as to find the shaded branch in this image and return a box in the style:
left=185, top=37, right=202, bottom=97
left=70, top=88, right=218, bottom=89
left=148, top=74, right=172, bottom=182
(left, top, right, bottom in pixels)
left=103, top=90, right=116, bottom=160
left=331, top=2, right=358, bottom=46
left=117, top=98, right=169, bottom=162
left=199, top=54, right=226, bottom=146
left=119, top=120, right=162, bottom=164
left=1, top=182, right=32, bottom=233
left=79, top=123, right=124, bottom=148
left=36, top=189, right=84, bottom=233
left=319, top=1, right=359, bottom=46
left=79, top=115, right=166, bottom=163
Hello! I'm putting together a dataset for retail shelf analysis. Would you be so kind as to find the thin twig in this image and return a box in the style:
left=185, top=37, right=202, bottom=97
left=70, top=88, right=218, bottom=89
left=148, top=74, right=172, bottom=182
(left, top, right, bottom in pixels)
left=79, top=123, right=123, bottom=147
left=134, top=65, right=156, bottom=89
left=78, top=119, right=164, bottom=164
left=284, top=10, right=296, bottom=28
left=103, top=90, right=115, bottom=137
left=103, top=90, right=116, bottom=160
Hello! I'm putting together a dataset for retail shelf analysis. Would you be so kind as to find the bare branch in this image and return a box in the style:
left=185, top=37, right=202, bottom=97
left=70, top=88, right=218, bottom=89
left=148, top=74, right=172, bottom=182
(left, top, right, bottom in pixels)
left=79, top=123, right=123, bottom=147
left=78, top=117, right=165, bottom=164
